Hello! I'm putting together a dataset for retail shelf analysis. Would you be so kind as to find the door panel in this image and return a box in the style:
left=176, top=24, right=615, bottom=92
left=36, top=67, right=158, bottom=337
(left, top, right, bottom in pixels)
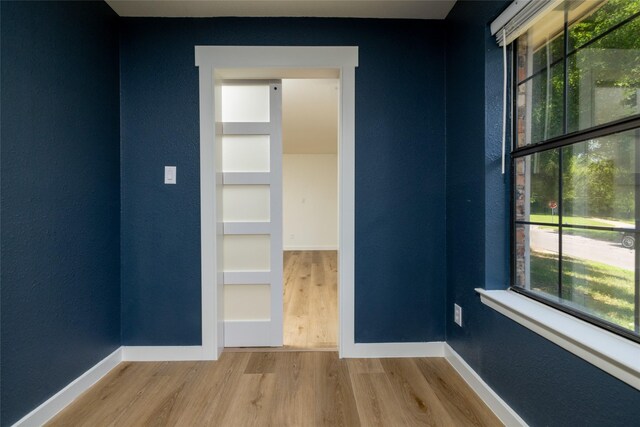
left=221, top=85, right=270, bottom=122
left=224, top=284, right=271, bottom=320
left=221, top=135, right=270, bottom=172
left=220, top=81, right=283, bottom=347
left=222, top=185, right=271, bottom=222
left=223, top=234, right=271, bottom=271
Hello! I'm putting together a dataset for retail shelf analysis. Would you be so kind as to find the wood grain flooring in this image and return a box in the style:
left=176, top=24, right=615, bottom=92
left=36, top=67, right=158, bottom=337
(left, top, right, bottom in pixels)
left=283, top=251, right=337, bottom=349
left=48, top=351, right=503, bottom=427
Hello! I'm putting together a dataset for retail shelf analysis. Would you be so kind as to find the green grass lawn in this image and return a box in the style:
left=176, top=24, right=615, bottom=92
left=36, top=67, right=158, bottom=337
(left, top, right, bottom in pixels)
left=529, top=214, right=627, bottom=245
left=562, top=228, right=622, bottom=244
left=529, top=251, right=635, bottom=331
left=529, top=214, right=613, bottom=227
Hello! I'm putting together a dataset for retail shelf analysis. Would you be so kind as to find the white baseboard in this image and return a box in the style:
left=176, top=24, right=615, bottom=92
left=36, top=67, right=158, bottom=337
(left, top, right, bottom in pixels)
left=341, top=341, right=445, bottom=358
left=13, top=347, right=123, bottom=427
left=283, top=245, right=338, bottom=251
left=122, top=345, right=215, bottom=361
left=10, top=341, right=526, bottom=427
left=444, top=344, right=528, bottom=427
left=123, top=340, right=443, bottom=359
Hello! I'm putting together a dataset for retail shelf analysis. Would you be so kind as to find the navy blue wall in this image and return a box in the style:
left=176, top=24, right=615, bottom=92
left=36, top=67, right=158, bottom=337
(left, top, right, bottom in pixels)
left=119, top=18, right=447, bottom=345
left=0, top=1, right=121, bottom=425
left=445, top=2, right=640, bottom=426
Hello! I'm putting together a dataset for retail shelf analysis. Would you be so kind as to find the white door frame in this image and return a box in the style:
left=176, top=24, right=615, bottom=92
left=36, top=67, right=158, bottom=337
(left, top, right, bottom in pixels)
left=195, top=46, right=358, bottom=359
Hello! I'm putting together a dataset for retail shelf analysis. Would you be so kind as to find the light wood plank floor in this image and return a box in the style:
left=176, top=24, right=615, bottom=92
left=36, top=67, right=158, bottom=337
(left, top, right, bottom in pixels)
left=283, top=250, right=337, bottom=349
left=48, top=351, right=503, bottom=426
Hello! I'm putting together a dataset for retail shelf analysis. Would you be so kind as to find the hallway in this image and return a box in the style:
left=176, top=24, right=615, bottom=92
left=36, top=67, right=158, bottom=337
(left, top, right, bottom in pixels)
left=283, top=251, right=337, bottom=349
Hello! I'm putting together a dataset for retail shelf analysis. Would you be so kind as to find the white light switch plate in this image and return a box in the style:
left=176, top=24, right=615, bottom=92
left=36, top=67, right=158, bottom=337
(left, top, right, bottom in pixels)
left=164, top=166, right=176, bottom=184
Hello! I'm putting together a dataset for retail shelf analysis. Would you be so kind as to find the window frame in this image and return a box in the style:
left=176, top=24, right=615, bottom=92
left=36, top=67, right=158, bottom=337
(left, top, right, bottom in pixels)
left=509, top=2, right=640, bottom=344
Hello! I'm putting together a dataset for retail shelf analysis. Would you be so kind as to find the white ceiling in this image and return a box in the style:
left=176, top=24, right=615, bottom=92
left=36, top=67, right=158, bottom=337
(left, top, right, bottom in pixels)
left=105, top=0, right=457, bottom=19
left=282, top=79, right=338, bottom=155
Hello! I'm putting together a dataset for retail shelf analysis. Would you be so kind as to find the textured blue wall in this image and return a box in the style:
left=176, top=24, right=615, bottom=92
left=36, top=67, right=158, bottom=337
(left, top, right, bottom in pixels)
left=0, top=1, right=121, bottom=425
left=119, top=18, right=447, bottom=344
left=3, top=2, right=639, bottom=425
left=445, top=2, right=640, bottom=426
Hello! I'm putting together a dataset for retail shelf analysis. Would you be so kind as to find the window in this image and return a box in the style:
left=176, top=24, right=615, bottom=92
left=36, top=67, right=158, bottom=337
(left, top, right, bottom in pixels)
left=512, top=0, right=640, bottom=342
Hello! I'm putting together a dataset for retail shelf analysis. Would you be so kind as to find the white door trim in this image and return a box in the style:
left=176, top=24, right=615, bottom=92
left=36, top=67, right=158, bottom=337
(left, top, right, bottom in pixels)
left=195, top=46, right=359, bottom=359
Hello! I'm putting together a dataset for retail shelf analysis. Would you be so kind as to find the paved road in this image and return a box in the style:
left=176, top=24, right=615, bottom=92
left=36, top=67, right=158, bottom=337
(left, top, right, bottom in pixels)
left=530, top=226, right=634, bottom=271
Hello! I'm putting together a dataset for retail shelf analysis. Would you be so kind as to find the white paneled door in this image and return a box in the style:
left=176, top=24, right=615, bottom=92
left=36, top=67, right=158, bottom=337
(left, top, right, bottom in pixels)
left=219, top=81, right=283, bottom=347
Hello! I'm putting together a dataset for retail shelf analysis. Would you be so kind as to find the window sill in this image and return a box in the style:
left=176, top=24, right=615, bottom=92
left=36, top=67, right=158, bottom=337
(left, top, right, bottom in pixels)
left=475, top=288, right=640, bottom=391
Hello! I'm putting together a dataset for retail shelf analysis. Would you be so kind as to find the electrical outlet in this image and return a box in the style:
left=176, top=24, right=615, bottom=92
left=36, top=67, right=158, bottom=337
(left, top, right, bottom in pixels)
left=454, top=304, right=463, bottom=327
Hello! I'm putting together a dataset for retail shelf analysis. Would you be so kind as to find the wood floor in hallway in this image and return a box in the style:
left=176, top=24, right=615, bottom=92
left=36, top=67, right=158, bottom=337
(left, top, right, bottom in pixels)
left=283, top=250, right=337, bottom=349
left=47, top=351, right=503, bottom=426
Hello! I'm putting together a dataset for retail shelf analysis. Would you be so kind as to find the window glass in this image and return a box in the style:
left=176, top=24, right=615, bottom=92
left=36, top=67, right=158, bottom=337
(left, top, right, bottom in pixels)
left=516, top=64, right=565, bottom=147
left=515, top=224, right=560, bottom=294
left=561, top=230, right=635, bottom=333
left=568, top=0, right=640, bottom=52
left=516, top=9, right=565, bottom=82
left=562, top=131, right=636, bottom=224
left=513, top=0, right=640, bottom=340
left=515, top=0, right=640, bottom=148
left=514, top=127, right=640, bottom=339
left=567, top=13, right=640, bottom=132
left=514, top=150, right=560, bottom=224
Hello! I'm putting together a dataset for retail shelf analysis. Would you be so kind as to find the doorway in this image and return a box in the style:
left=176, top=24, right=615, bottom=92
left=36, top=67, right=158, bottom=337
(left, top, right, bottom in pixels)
left=282, top=79, right=339, bottom=350
left=195, top=46, right=358, bottom=359
left=217, top=76, right=339, bottom=350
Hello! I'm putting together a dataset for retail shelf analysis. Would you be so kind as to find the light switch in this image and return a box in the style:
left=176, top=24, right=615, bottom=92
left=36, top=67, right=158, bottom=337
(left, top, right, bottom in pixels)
left=164, top=166, right=176, bottom=184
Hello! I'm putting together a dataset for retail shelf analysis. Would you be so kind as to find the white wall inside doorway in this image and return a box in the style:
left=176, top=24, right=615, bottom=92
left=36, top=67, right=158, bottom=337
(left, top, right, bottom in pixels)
left=283, top=154, right=337, bottom=250
left=282, top=78, right=338, bottom=250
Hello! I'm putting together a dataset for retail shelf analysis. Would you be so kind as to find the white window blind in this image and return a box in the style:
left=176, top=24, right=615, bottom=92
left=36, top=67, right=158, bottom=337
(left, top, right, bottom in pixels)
left=491, top=0, right=565, bottom=174
left=491, top=0, right=563, bottom=46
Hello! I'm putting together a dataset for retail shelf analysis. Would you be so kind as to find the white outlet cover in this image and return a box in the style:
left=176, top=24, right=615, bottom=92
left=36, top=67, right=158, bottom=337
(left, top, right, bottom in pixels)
left=454, top=303, right=462, bottom=327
